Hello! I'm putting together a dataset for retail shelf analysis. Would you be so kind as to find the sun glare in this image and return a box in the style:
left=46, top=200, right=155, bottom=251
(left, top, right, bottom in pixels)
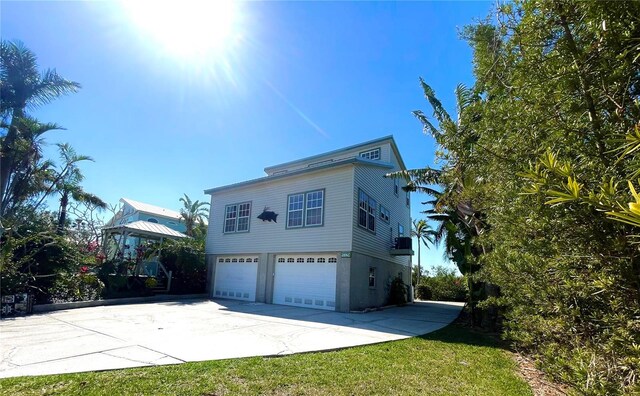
left=121, top=0, right=242, bottom=60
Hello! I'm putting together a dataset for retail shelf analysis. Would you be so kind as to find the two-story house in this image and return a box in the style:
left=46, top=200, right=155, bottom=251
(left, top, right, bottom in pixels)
left=204, top=136, right=413, bottom=312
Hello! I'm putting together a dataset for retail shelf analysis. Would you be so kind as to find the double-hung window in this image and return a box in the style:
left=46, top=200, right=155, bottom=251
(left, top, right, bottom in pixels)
left=358, top=189, right=377, bottom=232
left=305, top=190, right=324, bottom=226
left=287, top=193, right=304, bottom=228
left=379, top=204, right=390, bottom=223
left=287, top=189, right=324, bottom=228
left=224, top=202, right=251, bottom=233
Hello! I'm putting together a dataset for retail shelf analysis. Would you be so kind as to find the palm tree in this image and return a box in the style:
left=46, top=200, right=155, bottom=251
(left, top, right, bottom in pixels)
left=387, top=78, right=488, bottom=324
left=50, top=144, right=106, bottom=233
left=424, top=191, right=480, bottom=276
left=411, top=219, right=435, bottom=286
left=0, top=116, right=60, bottom=217
left=0, top=40, right=81, bottom=211
left=179, top=194, right=209, bottom=237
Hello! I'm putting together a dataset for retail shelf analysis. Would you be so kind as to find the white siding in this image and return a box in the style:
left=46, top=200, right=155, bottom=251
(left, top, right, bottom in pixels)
left=206, top=165, right=354, bottom=255
left=351, top=156, right=411, bottom=266
left=265, top=143, right=392, bottom=175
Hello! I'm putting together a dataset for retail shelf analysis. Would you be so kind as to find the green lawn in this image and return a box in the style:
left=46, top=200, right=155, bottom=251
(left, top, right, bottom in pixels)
left=0, top=325, right=532, bottom=396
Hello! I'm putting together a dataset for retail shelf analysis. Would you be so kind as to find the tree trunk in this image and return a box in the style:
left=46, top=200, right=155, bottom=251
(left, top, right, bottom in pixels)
left=57, top=190, right=69, bottom=234
left=0, top=109, right=24, bottom=215
left=417, top=237, right=421, bottom=286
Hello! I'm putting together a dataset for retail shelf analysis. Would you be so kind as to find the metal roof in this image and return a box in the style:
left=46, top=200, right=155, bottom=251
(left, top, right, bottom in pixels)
left=102, top=220, right=188, bottom=239
left=120, top=198, right=182, bottom=220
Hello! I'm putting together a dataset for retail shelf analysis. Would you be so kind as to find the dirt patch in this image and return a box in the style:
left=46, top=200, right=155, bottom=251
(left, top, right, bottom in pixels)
left=513, top=353, right=571, bottom=396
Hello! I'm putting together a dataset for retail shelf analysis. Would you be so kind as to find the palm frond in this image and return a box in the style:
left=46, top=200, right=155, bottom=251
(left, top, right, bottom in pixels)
left=71, top=191, right=107, bottom=209
left=412, top=110, right=439, bottom=136
left=454, top=83, right=474, bottom=118
left=419, top=77, right=452, bottom=126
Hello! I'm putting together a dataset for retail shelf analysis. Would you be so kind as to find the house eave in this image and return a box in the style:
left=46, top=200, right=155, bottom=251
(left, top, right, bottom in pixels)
left=204, top=157, right=393, bottom=195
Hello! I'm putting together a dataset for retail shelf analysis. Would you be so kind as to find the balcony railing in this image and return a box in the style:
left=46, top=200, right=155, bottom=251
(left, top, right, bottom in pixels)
left=390, top=237, right=414, bottom=256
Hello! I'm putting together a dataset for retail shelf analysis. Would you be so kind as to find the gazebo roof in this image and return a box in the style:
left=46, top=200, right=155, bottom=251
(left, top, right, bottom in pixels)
left=102, top=220, right=188, bottom=240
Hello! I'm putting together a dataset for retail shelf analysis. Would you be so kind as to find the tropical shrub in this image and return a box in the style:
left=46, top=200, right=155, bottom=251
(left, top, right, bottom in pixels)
left=1, top=217, right=82, bottom=304
left=402, top=1, right=640, bottom=393
left=415, top=284, right=432, bottom=300
left=158, top=239, right=206, bottom=294
left=144, top=277, right=158, bottom=289
left=420, top=266, right=467, bottom=302
left=387, top=276, right=408, bottom=305
left=49, top=272, right=104, bottom=303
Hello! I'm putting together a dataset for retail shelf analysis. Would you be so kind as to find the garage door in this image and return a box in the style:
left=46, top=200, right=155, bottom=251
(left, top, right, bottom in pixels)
left=273, top=255, right=337, bottom=311
left=214, top=256, right=259, bottom=301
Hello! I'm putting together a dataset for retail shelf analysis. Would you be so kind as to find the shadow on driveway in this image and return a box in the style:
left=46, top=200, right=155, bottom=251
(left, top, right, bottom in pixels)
left=163, top=298, right=464, bottom=337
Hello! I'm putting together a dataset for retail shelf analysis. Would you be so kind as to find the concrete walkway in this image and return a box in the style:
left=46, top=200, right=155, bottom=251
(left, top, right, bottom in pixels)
left=0, top=299, right=463, bottom=378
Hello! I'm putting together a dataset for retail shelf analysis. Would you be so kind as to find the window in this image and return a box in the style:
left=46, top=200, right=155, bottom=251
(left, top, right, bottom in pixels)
left=379, top=204, right=390, bottom=223
left=305, top=190, right=324, bottom=226
left=224, top=202, right=251, bottom=233
left=287, top=189, right=324, bottom=228
left=358, top=189, right=377, bottom=232
left=369, top=267, right=376, bottom=288
left=394, top=178, right=399, bottom=196
left=147, top=218, right=158, bottom=223
left=398, top=223, right=405, bottom=237
left=328, top=257, right=337, bottom=263
left=287, top=193, right=304, bottom=228
left=406, top=190, right=410, bottom=207
left=360, top=148, right=380, bottom=160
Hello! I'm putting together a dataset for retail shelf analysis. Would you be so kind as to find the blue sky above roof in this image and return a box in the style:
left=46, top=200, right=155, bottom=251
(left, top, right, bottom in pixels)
left=1, top=1, right=492, bottom=272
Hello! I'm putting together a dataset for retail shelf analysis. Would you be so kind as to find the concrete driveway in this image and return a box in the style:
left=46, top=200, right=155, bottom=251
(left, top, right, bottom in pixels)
left=0, top=299, right=463, bottom=378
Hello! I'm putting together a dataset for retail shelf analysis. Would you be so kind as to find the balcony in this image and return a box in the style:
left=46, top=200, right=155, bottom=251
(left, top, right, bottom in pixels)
left=390, top=237, right=414, bottom=256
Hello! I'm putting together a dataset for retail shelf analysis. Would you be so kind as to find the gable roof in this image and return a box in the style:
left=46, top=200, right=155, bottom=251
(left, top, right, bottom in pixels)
left=120, top=198, right=182, bottom=220
left=102, top=220, right=188, bottom=239
left=263, top=135, right=406, bottom=175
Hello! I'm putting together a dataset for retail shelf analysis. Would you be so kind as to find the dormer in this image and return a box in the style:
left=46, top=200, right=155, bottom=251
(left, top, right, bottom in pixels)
left=263, top=135, right=405, bottom=176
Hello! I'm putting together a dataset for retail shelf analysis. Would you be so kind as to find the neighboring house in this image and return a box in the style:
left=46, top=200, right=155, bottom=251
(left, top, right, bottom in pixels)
left=103, top=198, right=187, bottom=260
left=107, top=198, right=186, bottom=232
left=204, top=136, right=413, bottom=312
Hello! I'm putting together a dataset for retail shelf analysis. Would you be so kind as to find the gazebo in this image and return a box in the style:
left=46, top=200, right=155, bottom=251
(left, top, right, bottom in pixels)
left=102, top=220, right=188, bottom=291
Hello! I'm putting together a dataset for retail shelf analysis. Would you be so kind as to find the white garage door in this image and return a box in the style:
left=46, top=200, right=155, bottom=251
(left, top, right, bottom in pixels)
left=214, top=256, right=259, bottom=301
left=273, top=255, right=337, bottom=311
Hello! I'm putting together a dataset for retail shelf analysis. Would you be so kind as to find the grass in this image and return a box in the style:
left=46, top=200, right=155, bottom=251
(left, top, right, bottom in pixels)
left=0, top=324, right=532, bottom=396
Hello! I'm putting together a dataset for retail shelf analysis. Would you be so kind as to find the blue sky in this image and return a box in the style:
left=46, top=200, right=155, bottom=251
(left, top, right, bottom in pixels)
left=1, top=1, right=491, bottom=272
